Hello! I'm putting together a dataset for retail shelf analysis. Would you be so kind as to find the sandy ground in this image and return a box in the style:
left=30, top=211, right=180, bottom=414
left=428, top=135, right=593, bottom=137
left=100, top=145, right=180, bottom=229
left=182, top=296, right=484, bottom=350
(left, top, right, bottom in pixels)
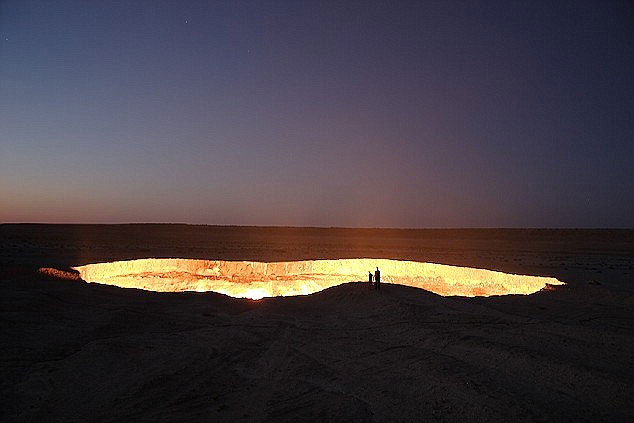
left=1, top=225, right=633, bottom=421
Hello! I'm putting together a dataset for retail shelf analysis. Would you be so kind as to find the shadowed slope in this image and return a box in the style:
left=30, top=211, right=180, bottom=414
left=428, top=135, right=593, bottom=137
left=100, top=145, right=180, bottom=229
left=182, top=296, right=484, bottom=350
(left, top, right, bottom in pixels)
left=1, top=271, right=631, bottom=422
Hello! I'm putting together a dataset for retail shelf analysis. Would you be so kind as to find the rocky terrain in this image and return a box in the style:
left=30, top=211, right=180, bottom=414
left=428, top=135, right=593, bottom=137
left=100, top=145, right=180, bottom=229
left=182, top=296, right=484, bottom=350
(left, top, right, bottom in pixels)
left=1, top=225, right=633, bottom=421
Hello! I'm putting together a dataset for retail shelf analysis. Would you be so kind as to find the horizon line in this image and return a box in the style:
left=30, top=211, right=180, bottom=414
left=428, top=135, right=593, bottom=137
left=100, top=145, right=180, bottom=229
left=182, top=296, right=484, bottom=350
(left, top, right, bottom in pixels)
left=2, top=222, right=633, bottom=230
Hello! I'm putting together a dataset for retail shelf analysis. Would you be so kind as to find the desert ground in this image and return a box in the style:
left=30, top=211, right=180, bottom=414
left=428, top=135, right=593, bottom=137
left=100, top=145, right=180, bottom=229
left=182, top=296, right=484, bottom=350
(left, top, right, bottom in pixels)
left=1, top=225, right=633, bottom=421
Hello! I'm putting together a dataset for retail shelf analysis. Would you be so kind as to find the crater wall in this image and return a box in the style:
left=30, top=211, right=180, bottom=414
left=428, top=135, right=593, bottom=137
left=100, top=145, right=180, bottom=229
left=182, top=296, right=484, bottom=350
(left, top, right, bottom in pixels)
left=73, top=258, right=563, bottom=299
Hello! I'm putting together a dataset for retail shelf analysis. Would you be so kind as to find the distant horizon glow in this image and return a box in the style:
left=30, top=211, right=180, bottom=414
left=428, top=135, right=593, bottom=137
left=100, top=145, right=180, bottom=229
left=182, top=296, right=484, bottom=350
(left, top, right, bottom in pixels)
left=2, top=1, right=633, bottom=227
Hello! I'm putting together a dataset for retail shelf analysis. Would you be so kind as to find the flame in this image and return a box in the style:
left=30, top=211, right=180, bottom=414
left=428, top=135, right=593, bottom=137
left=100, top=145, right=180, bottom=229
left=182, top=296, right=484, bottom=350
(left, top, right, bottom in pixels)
left=241, top=288, right=269, bottom=300
left=72, top=258, right=563, bottom=298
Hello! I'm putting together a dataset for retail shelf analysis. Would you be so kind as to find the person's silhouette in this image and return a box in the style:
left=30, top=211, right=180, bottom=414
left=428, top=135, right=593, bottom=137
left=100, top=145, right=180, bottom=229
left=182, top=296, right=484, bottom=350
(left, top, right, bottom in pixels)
left=368, top=271, right=373, bottom=290
left=374, top=267, right=381, bottom=290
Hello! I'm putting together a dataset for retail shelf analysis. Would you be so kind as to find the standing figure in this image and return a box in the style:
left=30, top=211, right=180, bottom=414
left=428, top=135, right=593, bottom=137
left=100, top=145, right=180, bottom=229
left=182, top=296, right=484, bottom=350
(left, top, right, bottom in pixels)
left=374, top=267, right=381, bottom=290
left=368, top=271, right=373, bottom=290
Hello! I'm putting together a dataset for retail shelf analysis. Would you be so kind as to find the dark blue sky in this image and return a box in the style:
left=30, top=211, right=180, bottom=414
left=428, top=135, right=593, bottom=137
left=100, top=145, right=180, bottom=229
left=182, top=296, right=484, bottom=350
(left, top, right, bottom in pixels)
left=1, top=1, right=633, bottom=227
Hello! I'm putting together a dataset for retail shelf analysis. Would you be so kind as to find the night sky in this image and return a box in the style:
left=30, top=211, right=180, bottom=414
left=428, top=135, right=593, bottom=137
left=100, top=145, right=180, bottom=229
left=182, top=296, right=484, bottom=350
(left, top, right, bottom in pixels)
left=1, top=1, right=633, bottom=227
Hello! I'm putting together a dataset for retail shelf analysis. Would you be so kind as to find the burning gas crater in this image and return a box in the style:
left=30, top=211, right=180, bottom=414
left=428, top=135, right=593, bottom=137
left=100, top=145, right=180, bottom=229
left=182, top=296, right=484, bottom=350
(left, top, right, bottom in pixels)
left=73, top=258, right=563, bottom=300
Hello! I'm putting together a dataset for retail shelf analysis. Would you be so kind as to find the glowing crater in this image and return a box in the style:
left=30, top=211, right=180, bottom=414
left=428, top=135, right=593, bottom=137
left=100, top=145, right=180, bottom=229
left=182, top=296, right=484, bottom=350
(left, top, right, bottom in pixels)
left=72, top=258, right=563, bottom=299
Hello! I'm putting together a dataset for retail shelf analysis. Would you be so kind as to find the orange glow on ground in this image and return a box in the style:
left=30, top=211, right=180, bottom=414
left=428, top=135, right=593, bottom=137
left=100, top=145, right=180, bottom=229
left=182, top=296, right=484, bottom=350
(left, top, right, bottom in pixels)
left=72, top=258, right=563, bottom=298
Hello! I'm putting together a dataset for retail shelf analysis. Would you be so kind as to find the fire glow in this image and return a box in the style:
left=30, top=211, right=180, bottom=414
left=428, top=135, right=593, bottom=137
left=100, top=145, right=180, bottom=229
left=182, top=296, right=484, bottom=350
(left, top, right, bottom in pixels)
left=72, top=258, right=563, bottom=299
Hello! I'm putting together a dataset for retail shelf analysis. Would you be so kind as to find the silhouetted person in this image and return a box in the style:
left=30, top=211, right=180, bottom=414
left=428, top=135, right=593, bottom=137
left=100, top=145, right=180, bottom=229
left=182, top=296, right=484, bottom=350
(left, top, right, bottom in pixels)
left=368, top=271, right=373, bottom=289
left=374, top=267, right=381, bottom=290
